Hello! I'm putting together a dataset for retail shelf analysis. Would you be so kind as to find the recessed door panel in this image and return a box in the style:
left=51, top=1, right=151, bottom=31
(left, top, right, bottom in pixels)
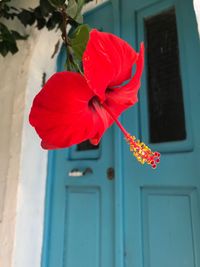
left=142, top=187, right=199, bottom=267
left=63, top=187, right=100, bottom=267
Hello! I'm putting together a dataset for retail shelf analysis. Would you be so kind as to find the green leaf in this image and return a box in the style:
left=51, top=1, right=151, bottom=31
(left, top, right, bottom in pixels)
left=48, top=0, right=65, bottom=8
left=34, top=7, right=46, bottom=29
left=11, top=30, right=28, bottom=40
left=40, top=0, right=55, bottom=16
left=0, top=22, right=10, bottom=36
left=76, top=0, right=85, bottom=14
left=1, top=0, right=12, bottom=3
left=7, top=40, right=18, bottom=54
left=0, top=23, right=14, bottom=42
left=46, top=11, right=62, bottom=30
left=0, top=3, right=17, bottom=19
left=0, top=42, right=9, bottom=57
left=66, top=0, right=78, bottom=18
left=67, top=0, right=85, bottom=23
left=70, top=24, right=90, bottom=61
left=17, top=9, right=36, bottom=26
left=0, top=23, right=18, bottom=55
left=75, top=12, right=83, bottom=24
left=65, top=60, right=74, bottom=71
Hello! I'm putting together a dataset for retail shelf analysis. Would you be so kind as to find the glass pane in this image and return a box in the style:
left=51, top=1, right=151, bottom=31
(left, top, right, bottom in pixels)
left=77, top=140, right=99, bottom=151
left=145, top=8, right=186, bottom=143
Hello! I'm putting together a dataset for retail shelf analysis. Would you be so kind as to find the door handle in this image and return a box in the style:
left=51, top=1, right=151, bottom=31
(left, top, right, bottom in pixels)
left=68, top=167, right=93, bottom=177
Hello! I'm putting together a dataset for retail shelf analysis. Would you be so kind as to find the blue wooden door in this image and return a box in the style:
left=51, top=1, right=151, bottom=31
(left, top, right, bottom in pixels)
left=42, top=3, right=117, bottom=267
left=121, top=0, right=200, bottom=266
left=42, top=1, right=200, bottom=267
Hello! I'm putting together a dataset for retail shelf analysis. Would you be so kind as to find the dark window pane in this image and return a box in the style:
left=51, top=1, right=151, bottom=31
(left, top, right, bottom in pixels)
left=77, top=140, right=99, bottom=151
left=145, top=8, right=186, bottom=143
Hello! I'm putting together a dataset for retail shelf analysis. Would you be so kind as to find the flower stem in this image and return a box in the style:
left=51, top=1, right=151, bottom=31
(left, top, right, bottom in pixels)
left=102, top=104, right=129, bottom=137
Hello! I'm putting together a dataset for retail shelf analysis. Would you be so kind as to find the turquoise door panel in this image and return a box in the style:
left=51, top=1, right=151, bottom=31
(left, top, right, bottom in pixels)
left=42, top=4, right=116, bottom=267
left=141, top=188, right=199, bottom=267
left=63, top=187, right=100, bottom=267
left=121, top=0, right=200, bottom=266
left=42, top=1, right=200, bottom=267
left=43, top=129, right=115, bottom=267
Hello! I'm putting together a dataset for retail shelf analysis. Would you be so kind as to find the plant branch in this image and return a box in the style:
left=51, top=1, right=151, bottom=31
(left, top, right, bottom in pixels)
left=60, top=6, right=74, bottom=64
left=60, top=7, right=69, bottom=46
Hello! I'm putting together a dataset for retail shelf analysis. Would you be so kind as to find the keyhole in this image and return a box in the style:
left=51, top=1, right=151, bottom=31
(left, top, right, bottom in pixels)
left=107, top=167, right=115, bottom=180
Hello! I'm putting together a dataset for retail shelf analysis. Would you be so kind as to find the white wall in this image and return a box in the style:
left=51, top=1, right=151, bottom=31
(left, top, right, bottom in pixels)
left=194, top=0, right=200, bottom=36
left=12, top=28, right=60, bottom=267
left=0, top=1, right=39, bottom=266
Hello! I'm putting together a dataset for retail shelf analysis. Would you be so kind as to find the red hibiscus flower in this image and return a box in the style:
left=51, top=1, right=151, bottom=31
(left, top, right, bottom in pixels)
left=29, top=29, right=160, bottom=168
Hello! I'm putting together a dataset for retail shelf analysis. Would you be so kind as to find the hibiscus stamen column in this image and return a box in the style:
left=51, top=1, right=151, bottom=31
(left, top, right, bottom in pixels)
left=102, top=104, right=160, bottom=169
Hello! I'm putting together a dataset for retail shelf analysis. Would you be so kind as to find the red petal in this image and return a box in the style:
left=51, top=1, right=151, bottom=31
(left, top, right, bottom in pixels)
left=89, top=100, right=113, bottom=145
left=29, top=72, right=105, bottom=149
left=107, top=43, right=144, bottom=108
left=83, top=29, right=138, bottom=102
left=89, top=43, right=144, bottom=145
